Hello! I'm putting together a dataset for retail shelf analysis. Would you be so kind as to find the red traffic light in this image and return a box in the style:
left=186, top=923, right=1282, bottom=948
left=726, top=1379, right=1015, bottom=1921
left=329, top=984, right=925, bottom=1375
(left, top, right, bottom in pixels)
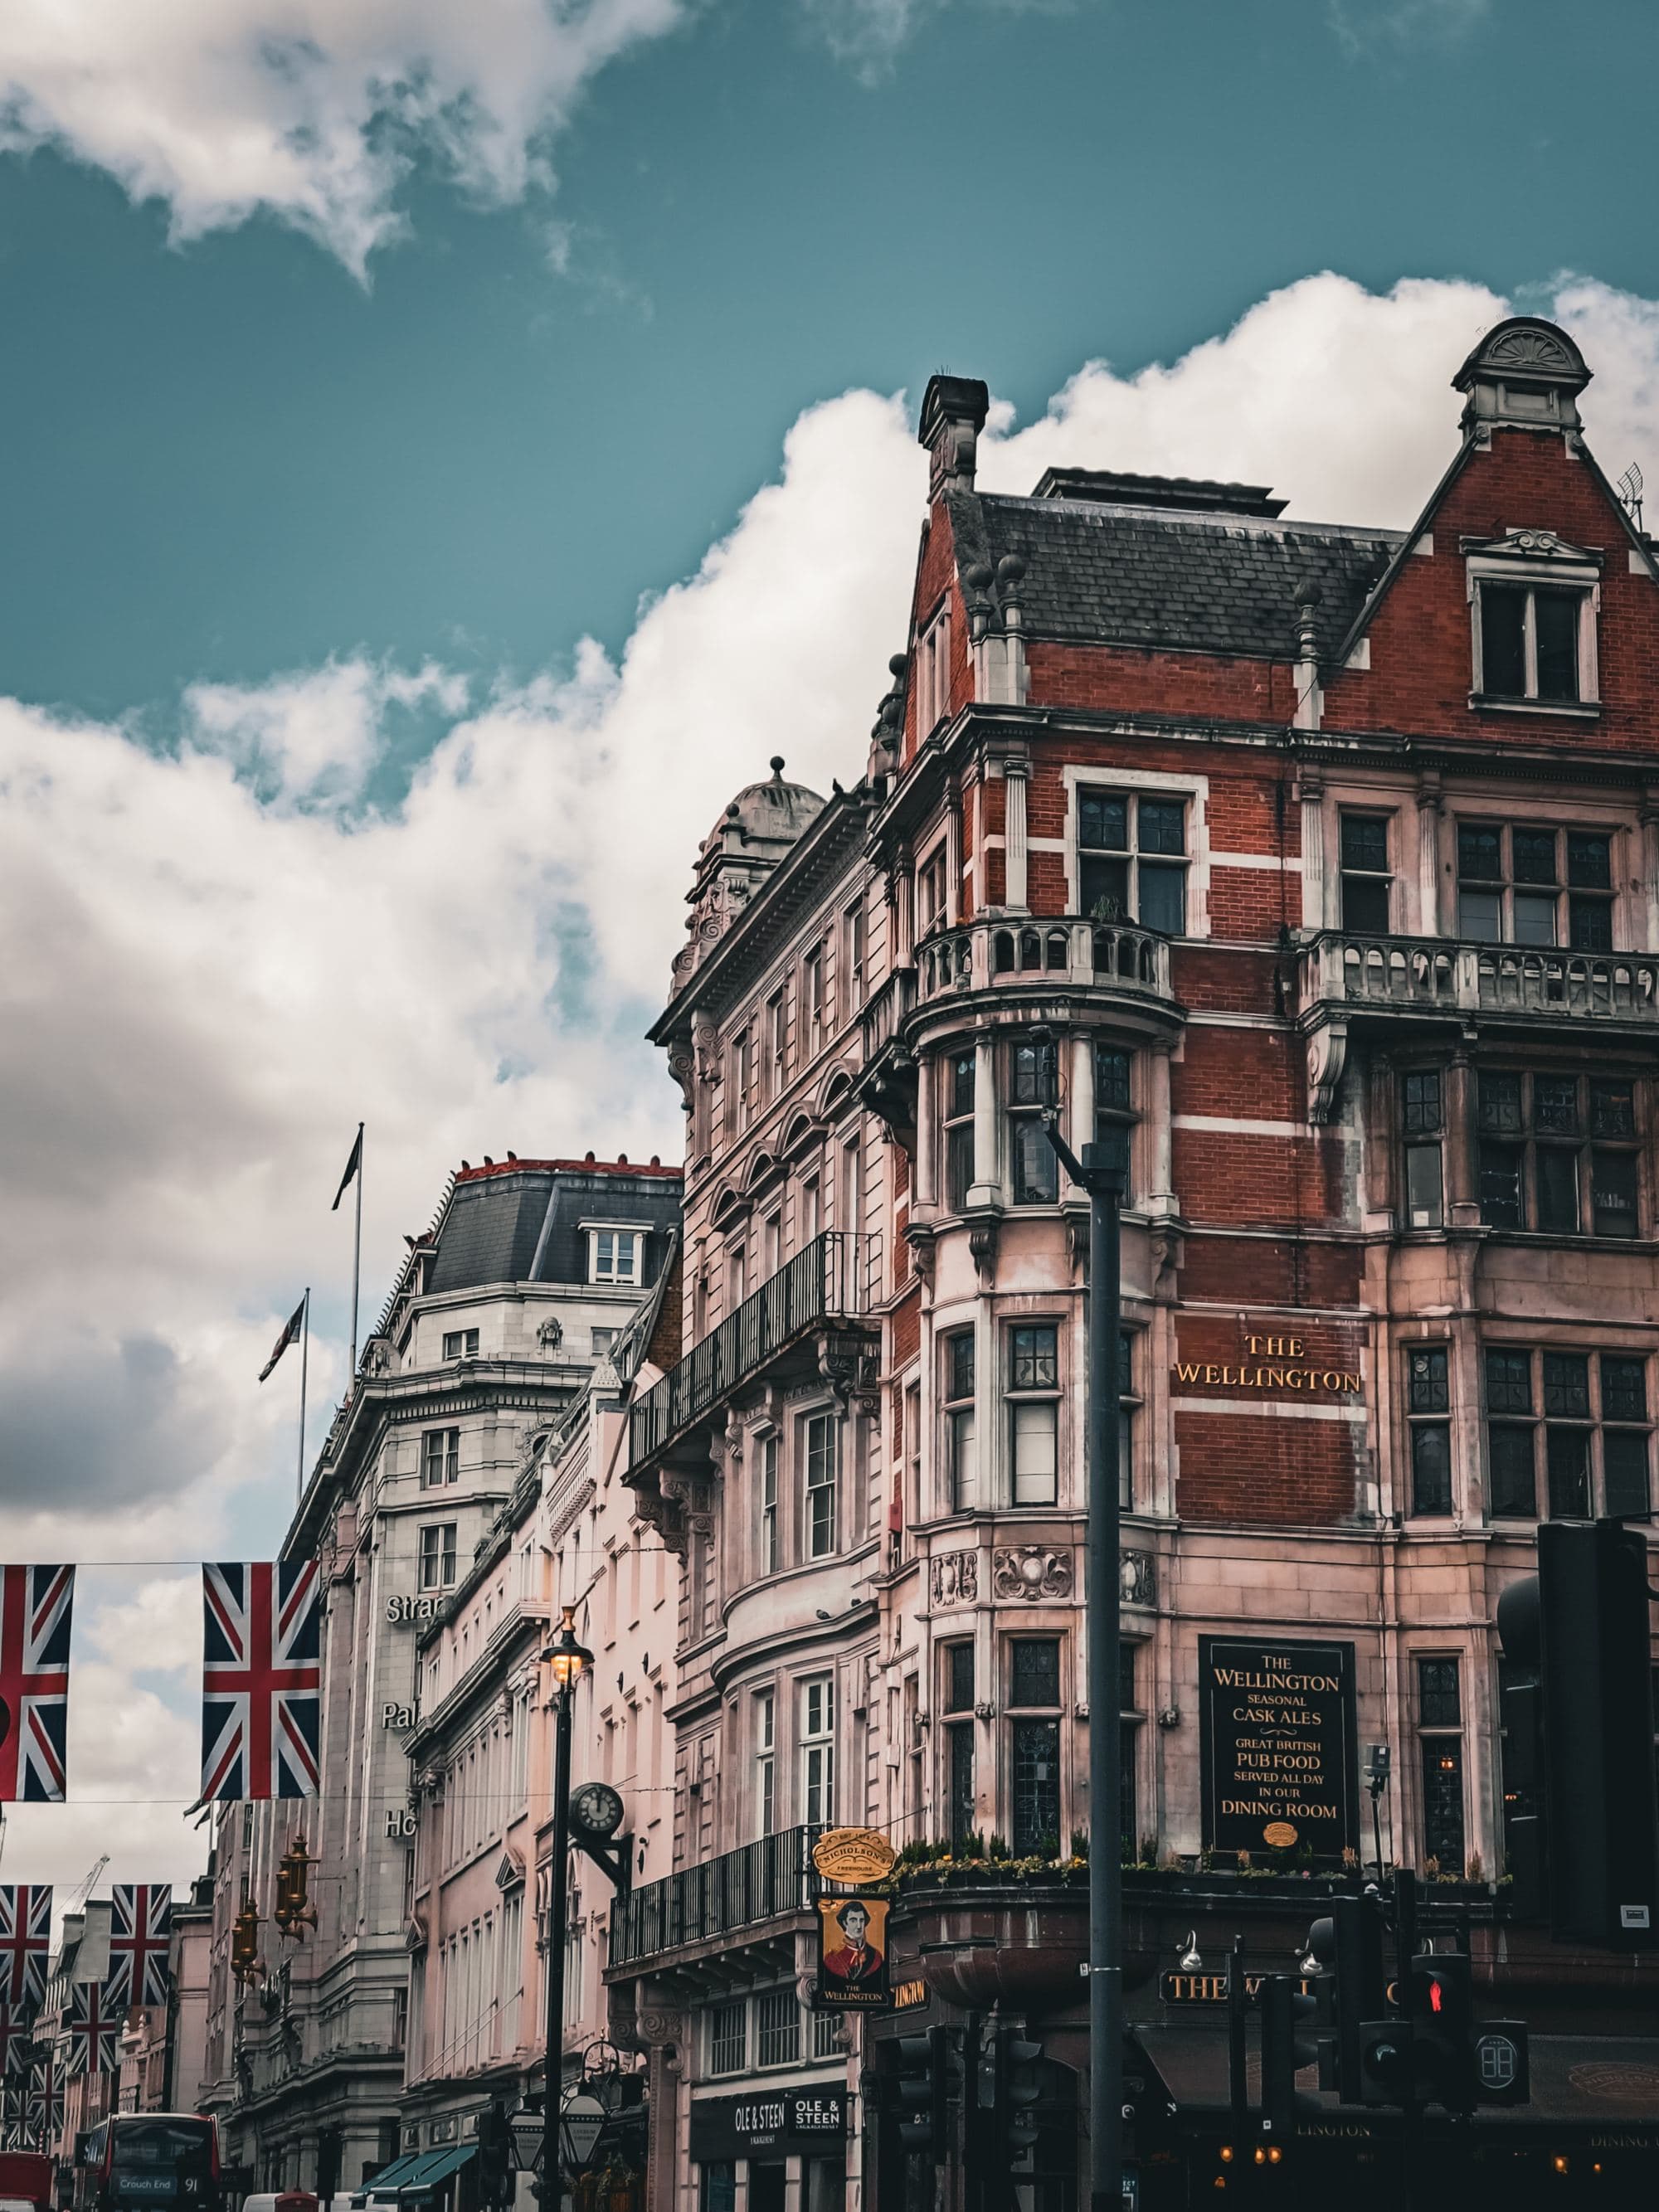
left=1428, top=1979, right=1444, bottom=2015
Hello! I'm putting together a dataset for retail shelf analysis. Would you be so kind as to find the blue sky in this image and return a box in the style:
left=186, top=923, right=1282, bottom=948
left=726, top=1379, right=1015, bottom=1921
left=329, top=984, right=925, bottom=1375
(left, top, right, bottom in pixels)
left=7, top=0, right=1658, bottom=720
left=5, top=0, right=1659, bottom=1884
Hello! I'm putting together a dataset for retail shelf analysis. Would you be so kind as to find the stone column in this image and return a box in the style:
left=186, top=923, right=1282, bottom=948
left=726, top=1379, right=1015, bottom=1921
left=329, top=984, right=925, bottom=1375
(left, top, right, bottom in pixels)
left=969, top=1033, right=999, bottom=1208
left=638, top=2005, right=686, bottom=2212
left=893, top=842, right=914, bottom=966
left=1444, top=1054, right=1478, bottom=1228
left=1642, top=793, right=1659, bottom=953
left=1004, top=757, right=1029, bottom=913
left=1066, top=1030, right=1094, bottom=1198
left=1146, top=1037, right=1176, bottom=1215
left=946, top=783, right=964, bottom=926
left=913, top=1048, right=937, bottom=1212
left=1416, top=775, right=1443, bottom=937
left=1297, top=771, right=1326, bottom=932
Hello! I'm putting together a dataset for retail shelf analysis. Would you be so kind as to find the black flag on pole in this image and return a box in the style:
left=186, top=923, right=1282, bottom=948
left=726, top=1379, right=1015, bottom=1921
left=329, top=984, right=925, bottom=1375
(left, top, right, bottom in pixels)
left=331, top=1124, right=363, bottom=1212
left=258, top=1300, right=306, bottom=1383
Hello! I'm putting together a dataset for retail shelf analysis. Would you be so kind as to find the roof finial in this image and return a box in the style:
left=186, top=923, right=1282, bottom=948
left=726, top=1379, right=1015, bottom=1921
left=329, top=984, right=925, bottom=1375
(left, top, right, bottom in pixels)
left=770, top=755, right=786, bottom=778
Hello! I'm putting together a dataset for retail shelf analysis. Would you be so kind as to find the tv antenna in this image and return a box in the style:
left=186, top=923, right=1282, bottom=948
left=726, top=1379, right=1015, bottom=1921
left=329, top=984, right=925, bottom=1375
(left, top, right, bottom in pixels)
left=1616, top=461, right=1644, bottom=532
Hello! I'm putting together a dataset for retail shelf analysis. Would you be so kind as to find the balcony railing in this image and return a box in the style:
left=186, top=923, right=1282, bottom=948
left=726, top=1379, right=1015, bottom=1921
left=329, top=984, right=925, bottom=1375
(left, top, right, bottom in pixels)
left=859, top=964, right=917, bottom=1064
left=609, top=1825, right=824, bottom=1968
left=914, top=917, right=1175, bottom=1007
left=629, top=1232, right=877, bottom=1467
left=1297, top=932, right=1659, bottom=1024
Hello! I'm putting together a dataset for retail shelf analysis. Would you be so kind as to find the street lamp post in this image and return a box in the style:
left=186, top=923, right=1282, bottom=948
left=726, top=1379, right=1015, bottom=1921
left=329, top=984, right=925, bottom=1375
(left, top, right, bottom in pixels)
left=540, top=1605, right=592, bottom=2203
left=1043, top=1111, right=1125, bottom=2212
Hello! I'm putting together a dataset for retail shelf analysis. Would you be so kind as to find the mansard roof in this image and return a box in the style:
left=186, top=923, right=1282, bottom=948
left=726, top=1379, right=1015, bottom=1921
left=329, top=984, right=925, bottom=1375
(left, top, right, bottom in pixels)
left=952, top=486, right=1401, bottom=664
left=426, top=1159, right=682, bottom=1297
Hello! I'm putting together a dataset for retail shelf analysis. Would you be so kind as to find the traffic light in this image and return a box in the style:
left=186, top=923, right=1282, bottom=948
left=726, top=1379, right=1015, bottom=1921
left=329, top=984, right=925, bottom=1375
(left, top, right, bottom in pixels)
left=229, top=1893, right=263, bottom=1985
left=894, top=2027, right=947, bottom=2156
left=1303, top=1894, right=1385, bottom=2105
left=474, top=2102, right=511, bottom=2207
left=1496, top=1519, right=1659, bottom=1947
left=1357, top=2020, right=1415, bottom=2107
left=1406, top=1948, right=1475, bottom=2114
left=1258, top=1974, right=1319, bottom=2138
left=273, top=1832, right=318, bottom=1942
left=1000, top=2028, right=1043, bottom=2159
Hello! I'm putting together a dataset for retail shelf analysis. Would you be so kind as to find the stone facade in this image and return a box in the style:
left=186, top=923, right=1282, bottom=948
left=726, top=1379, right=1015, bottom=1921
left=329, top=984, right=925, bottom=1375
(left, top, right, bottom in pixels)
left=606, top=319, right=1659, bottom=2210
left=194, top=1157, right=679, bottom=2197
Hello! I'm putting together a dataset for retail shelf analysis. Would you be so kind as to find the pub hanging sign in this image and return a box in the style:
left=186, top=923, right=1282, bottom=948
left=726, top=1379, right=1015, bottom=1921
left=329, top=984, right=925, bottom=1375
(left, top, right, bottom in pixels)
left=1199, top=1635, right=1359, bottom=1860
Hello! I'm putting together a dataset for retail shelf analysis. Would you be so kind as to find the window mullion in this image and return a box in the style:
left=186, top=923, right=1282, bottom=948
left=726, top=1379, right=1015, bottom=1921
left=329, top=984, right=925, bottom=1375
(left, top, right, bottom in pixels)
left=1523, top=588, right=1539, bottom=700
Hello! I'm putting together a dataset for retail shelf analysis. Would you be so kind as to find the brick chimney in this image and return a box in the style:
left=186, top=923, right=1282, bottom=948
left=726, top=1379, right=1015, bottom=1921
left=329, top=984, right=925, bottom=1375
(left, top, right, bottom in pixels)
left=918, top=373, right=990, bottom=501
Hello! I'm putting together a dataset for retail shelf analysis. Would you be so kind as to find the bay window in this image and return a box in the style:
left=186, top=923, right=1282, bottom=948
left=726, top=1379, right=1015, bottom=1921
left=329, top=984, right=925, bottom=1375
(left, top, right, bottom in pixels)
left=1008, top=1324, right=1060, bottom=1505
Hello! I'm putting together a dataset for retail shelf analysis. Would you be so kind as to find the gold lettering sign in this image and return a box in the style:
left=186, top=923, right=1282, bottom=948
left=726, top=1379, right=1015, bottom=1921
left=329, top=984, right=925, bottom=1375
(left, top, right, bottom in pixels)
left=1170, top=1328, right=1362, bottom=1398
left=811, top=1826, right=898, bottom=1884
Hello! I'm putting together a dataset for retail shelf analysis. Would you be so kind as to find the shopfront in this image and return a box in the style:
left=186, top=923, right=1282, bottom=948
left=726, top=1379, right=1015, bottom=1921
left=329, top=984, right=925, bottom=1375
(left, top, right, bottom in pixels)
left=688, top=2089, right=848, bottom=2212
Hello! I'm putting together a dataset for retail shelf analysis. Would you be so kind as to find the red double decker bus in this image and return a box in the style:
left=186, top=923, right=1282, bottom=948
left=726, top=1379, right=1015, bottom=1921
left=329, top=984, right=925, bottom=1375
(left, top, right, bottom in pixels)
left=75, top=2117, right=221, bottom=2212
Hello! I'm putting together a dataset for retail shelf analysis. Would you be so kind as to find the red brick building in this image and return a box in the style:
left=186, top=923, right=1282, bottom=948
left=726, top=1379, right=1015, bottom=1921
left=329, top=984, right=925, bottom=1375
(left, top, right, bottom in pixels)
left=609, top=318, right=1659, bottom=2212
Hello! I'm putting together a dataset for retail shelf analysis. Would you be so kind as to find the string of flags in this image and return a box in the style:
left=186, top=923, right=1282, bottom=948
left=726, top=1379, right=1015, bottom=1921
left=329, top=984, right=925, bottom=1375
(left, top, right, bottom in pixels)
left=0, top=1884, right=173, bottom=2146
left=0, top=1558, right=320, bottom=1808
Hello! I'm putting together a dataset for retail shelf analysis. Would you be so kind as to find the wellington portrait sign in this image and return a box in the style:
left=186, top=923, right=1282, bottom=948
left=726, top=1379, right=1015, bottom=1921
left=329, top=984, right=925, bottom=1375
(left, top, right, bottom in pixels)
left=1199, top=1635, right=1359, bottom=1859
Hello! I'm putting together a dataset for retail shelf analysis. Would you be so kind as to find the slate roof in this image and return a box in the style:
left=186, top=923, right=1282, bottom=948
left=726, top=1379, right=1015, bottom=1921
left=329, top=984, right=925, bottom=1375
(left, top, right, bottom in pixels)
left=425, top=1160, right=682, bottom=1297
left=955, top=487, right=1403, bottom=664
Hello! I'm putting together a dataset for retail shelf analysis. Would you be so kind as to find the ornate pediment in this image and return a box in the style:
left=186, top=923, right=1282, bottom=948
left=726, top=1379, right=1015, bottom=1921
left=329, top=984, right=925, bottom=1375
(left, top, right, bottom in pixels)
left=494, top=1849, right=525, bottom=1894
left=1462, top=527, right=1602, bottom=567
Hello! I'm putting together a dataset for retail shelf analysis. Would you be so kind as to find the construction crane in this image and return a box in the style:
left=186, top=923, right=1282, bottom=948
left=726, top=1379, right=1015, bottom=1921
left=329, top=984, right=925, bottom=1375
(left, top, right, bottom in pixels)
left=66, top=1855, right=110, bottom=1913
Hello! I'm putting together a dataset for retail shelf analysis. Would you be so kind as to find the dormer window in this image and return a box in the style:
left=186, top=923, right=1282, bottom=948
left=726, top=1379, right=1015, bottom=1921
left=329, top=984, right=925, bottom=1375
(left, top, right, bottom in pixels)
left=1478, top=582, right=1583, bottom=702
left=1467, top=532, right=1600, bottom=708
left=916, top=604, right=951, bottom=737
left=587, top=1228, right=644, bottom=1286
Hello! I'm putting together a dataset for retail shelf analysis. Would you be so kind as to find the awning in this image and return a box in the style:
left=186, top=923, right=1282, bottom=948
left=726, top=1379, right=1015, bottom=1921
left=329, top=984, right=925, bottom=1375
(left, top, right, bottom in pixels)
left=396, top=2145, right=477, bottom=2198
left=360, top=2154, right=426, bottom=2198
left=1133, top=2025, right=1659, bottom=2134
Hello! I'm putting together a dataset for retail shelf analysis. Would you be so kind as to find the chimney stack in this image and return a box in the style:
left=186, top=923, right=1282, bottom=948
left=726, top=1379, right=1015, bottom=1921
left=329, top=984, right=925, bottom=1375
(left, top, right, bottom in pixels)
left=919, top=374, right=990, bottom=501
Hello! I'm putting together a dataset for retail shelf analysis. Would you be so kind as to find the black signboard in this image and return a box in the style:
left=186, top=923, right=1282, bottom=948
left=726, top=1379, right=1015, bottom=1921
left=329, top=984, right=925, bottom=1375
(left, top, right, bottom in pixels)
left=688, top=2091, right=847, bottom=2162
left=1199, top=1635, right=1359, bottom=1859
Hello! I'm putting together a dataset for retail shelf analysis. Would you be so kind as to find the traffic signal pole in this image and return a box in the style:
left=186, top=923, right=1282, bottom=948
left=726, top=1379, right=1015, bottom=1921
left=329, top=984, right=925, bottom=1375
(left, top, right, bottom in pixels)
left=1044, top=1116, right=1124, bottom=2212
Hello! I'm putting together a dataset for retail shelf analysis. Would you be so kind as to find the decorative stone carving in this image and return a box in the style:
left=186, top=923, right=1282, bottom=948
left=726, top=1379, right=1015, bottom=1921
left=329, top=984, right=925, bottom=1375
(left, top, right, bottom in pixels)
left=904, top=1218, right=937, bottom=1290
left=547, top=1476, right=596, bottom=1550
left=659, top=1463, right=713, bottom=1542
left=1121, top=1548, right=1157, bottom=1609
left=818, top=1330, right=878, bottom=1406
left=993, top=1545, right=1073, bottom=1602
left=536, top=1315, right=564, bottom=1352
left=930, top=1550, right=978, bottom=1608
left=1306, top=1017, right=1349, bottom=1125
left=968, top=1214, right=1000, bottom=1288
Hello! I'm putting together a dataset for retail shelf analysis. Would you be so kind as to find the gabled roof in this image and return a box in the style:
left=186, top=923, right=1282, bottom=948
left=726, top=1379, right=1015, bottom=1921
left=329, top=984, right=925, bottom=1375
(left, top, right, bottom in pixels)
left=956, top=488, right=1399, bottom=664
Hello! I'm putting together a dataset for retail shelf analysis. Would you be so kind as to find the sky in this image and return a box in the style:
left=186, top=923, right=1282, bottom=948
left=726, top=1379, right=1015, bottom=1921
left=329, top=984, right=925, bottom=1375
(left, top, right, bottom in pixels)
left=4, top=0, right=1659, bottom=1894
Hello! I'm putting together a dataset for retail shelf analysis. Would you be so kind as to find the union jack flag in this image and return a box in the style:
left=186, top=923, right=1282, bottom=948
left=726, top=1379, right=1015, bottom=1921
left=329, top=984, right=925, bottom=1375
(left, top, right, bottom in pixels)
left=0, top=1567, right=74, bottom=1801
left=0, top=2007, right=29, bottom=2078
left=65, top=1983, right=117, bottom=2080
left=202, top=1562, right=320, bottom=1801
left=0, top=2079, right=26, bottom=2150
left=108, top=1885, right=172, bottom=2009
left=27, top=2054, right=59, bottom=2146
left=0, top=1888, right=51, bottom=2012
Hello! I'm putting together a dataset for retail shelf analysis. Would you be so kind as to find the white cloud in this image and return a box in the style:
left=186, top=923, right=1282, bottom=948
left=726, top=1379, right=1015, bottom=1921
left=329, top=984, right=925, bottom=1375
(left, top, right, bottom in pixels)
left=0, top=0, right=688, bottom=273
left=0, top=1656, right=207, bottom=1900
left=6, top=267, right=1659, bottom=1879
left=980, top=271, right=1509, bottom=527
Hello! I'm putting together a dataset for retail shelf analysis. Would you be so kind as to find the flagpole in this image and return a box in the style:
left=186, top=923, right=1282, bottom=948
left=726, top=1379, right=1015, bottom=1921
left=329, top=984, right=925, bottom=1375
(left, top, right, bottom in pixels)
left=348, top=1121, right=364, bottom=1382
left=296, top=1288, right=310, bottom=1504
